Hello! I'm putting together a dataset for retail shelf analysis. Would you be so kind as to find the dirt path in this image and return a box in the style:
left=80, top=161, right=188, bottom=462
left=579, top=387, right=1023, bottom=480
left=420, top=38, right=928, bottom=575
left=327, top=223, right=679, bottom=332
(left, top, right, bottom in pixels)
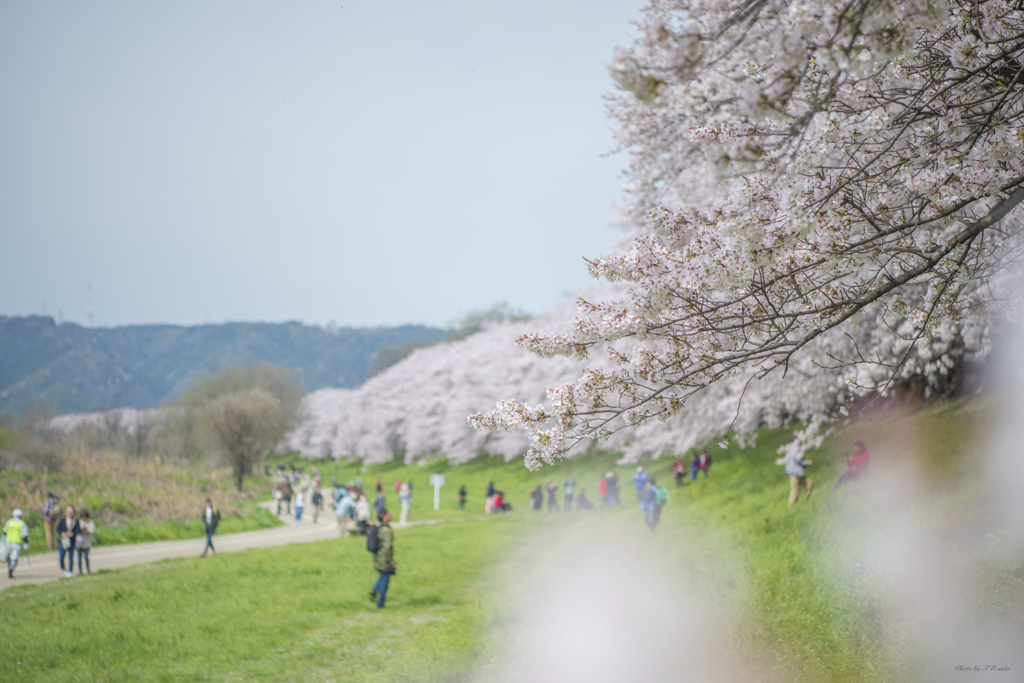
left=2, top=502, right=493, bottom=592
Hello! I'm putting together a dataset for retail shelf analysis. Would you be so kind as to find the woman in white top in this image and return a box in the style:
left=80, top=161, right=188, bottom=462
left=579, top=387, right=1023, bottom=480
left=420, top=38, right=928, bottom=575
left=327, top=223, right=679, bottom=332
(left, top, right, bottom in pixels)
left=76, top=510, right=96, bottom=574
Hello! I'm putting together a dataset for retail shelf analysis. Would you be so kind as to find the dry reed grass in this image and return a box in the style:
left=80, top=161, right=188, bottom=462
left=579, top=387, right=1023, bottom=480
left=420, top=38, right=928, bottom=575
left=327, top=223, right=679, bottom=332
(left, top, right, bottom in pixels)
left=0, top=448, right=270, bottom=525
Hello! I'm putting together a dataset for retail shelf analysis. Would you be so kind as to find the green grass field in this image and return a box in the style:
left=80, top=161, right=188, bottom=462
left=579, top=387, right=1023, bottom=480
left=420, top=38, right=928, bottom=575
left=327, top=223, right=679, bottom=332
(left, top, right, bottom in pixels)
left=2, top=398, right=1021, bottom=682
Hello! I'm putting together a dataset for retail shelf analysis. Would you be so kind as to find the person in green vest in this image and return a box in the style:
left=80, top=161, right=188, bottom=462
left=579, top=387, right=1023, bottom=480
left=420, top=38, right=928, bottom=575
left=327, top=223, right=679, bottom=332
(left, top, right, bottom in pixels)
left=3, top=509, right=30, bottom=579
left=369, top=509, right=396, bottom=609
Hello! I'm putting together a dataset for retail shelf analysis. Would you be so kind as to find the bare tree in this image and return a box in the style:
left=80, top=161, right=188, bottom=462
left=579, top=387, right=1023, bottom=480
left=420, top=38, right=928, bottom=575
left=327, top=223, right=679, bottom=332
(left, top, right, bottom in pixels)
left=205, top=389, right=289, bottom=491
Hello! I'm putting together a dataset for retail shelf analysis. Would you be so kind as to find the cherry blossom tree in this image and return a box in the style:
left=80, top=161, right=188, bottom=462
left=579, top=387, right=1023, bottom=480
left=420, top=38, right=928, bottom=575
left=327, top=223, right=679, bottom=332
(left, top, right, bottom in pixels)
left=472, top=0, right=1024, bottom=469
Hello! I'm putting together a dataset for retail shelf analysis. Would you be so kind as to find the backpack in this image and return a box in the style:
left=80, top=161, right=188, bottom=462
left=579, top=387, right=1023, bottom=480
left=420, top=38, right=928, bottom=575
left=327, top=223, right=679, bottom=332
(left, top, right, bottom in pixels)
left=366, top=525, right=380, bottom=553
left=655, top=487, right=669, bottom=507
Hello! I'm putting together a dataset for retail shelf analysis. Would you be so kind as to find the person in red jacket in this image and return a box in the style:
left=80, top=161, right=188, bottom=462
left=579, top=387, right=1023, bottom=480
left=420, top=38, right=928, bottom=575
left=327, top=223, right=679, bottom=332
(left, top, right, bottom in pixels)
left=834, top=441, right=870, bottom=489
left=597, top=476, right=609, bottom=507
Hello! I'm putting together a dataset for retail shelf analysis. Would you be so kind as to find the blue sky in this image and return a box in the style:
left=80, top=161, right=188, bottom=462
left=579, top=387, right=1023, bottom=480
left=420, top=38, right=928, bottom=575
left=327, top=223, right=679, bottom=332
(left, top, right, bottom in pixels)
left=0, top=1, right=639, bottom=328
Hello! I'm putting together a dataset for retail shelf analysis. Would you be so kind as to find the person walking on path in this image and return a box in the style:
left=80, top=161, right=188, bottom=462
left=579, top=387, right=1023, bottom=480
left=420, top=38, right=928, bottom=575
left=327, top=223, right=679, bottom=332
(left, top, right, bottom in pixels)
left=77, top=511, right=95, bottom=573
left=597, top=476, right=609, bottom=507
left=3, top=509, right=29, bottom=579
left=355, top=493, right=371, bottom=536
left=485, top=482, right=495, bottom=514
left=335, top=489, right=356, bottom=537
left=834, top=441, right=870, bottom=490
left=57, top=505, right=79, bottom=577
left=311, top=487, right=324, bottom=524
left=398, top=484, right=412, bottom=526
left=274, top=485, right=284, bottom=515
left=633, top=467, right=648, bottom=504
left=646, top=478, right=668, bottom=533
left=369, top=509, right=396, bottom=609
left=295, top=490, right=305, bottom=521
left=282, top=483, right=293, bottom=515
left=697, top=450, right=713, bottom=478
left=782, top=455, right=814, bottom=507
left=564, top=474, right=576, bottom=512
left=458, top=485, right=467, bottom=509
left=673, top=459, right=687, bottom=487
left=546, top=482, right=559, bottom=512
left=42, top=492, right=59, bottom=550
left=202, top=498, right=221, bottom=557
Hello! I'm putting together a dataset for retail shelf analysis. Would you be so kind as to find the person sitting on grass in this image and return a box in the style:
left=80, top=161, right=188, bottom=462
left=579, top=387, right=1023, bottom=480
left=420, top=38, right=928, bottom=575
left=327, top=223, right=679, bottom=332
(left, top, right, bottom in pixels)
left=369, top=508, right=396, bottom=609
left=202, top=498, right=221, bottom=557
left=575, top=488, right=594, bottom=511
left=492, top=491, right=511, bottom=513
left=834, top=441, right=870, bottom=490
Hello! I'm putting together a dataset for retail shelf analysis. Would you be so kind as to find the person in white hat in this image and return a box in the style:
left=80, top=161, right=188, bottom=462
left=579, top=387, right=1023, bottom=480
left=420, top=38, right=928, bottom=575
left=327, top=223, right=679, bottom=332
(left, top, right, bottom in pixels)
left=2, top=509, right=30, bottom=579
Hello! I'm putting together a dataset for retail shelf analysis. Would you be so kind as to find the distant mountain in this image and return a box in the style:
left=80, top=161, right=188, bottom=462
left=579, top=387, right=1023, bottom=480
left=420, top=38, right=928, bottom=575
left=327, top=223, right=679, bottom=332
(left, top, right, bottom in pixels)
left=0, top=316, right=447, bottom=417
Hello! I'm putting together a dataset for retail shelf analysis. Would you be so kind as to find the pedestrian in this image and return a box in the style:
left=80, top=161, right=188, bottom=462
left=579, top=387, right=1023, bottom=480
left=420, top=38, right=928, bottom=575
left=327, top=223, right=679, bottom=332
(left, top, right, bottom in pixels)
left=375, top=478, right=383, bottom=494
left=355, top=493, right=371, bottom=536
left=395, top=477, right=402, bottom=493
left=373, top=491, right=386, bottom=516
left=41, top=491, right=59, bottom=550
left=690, top=452, right=700, bottom=480
left=2, top=509, right=29, bottom=579
left=834, top=441, right=870, bottom=490
left=335, top=489, right=357, bottom=537
left=202, top=498, right=221, bottom=557
left=458, top=484, right=467, bottom=509
left=531, top=486, right=543, bottom=512
left=698, top=450, right=712, bottom=478
left=610, top=471, right=621, bottom=505
left=283, top=483, right=293, bottom=514
left=295, top=490, right=305, bottom=521
left=782, top=454, right=814, bottom=507
left=576, top=488, right=594, bottom=511
left=312, top=487, right=324, bottom=523
left=485, top=481, right=495, bottom=514
left=597, top=475, right=609, bottom=507
left=546, top=482, right=559, bottom=512
left=646, top=478, right=668, bottom=533
left=368, top=508, right=396, bottom=609
left=633, top=467, right=648, bottom=503
left=399, top=484, right=412, bottom=526
left=76, top=511, right=95, bottom=574
left=673, top=458, right=687, bottom=487
left=274, top=485, right=284, bottom=515
left=57, top=505, right=79, bottom=577
left=564, top=474, right=575, bottom=512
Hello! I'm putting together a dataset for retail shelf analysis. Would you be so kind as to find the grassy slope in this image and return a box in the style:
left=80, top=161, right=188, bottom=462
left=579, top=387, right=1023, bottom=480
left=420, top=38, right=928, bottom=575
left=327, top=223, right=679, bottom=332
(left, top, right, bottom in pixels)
left=2, top=398, right=1021, bottom=683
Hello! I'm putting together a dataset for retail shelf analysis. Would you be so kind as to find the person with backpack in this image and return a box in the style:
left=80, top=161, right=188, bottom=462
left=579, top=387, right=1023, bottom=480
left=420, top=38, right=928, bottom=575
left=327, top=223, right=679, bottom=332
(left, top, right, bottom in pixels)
left=311, top=487, right=324, bottom=524
left=646, top=478, right=668, bottom=533
left=367, top=508, right=396, bottom=609
left=3, top=509, right=29, bottom=579
left=202, top=498, right=221, bottom=557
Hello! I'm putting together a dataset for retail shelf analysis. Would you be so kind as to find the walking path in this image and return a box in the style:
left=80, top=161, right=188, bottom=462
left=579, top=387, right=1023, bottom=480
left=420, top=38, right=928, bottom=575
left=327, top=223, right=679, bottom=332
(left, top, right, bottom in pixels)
left=2, top=502, right=494, bottom=592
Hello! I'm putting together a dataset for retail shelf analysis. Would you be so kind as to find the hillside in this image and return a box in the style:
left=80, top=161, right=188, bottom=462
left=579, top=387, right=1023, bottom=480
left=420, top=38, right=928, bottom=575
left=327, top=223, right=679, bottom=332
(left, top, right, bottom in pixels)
left=0, top=316, right=446, bottom=416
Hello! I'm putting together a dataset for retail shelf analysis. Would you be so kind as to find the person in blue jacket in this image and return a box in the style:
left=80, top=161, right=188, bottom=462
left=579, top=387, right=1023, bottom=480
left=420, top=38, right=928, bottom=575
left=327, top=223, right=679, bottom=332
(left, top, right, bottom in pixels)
left=633, top=467, right=648, bottom=503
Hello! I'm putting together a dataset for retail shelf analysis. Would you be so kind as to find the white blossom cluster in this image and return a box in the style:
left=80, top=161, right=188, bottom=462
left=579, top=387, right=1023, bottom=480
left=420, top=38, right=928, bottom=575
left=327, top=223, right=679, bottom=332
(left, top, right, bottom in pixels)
left=471, top=0, right=1024, bottom=468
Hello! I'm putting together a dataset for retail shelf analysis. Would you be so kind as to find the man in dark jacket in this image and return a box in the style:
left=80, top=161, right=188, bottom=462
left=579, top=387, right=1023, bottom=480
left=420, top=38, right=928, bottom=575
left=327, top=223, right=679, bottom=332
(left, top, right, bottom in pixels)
left=370, top=509, right=396, bottom=609
left=202, top=498, right=221, bottom=557
left=56, top=505, right=80, bottom=577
